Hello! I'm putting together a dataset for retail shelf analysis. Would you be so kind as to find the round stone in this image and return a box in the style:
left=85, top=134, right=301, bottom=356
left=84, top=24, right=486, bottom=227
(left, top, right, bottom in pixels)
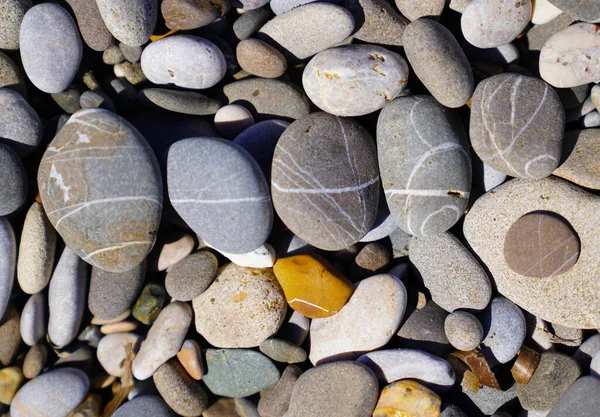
left=349, top=242, right=391, bottom=281
left=103, top=45, right=124, bottom=64
left=141, top=35, right=226, bottom=89
left=37, top=109, right=163, bottom=273
left=480, top=297, right=526, bottom=364
left=0, top=88, right=42, bottom=158
left=259, top=338, right=307, bottom=364
left=236, top=38, right=287, bottom=79
left=19, top=3, right=82, bottom=94
left=0, top=0, right=31, bottom=50
left=343, top=0, right=408, bottom=47
left=119, top=42, right=142, bottom=62
left=395, top=0, right=445, bottom=20
left=138, top=88, right=221, bottom=116
left=153, top=359, right=209, bottom=416
left=96, top=0, right=157, bottom=46
left=504, top=212, right=580, bottom=278
left=22, top=344, right=47, bottom=379
left=65, top=0, right=113, bottom=51
left=302, top=45, right=408, bottom=117
left=397, top=301, right=450, bottom=357
left=113, top=395, right=174, bottom=417
left=445, top=311, right=484, bottom=351
left=193, top=263, right=287, bottom=348
left=0, top=218, right=15, bottom=321
left=161, top=0, right=222, bottom=30
left=271, top=112, right=380, bottom=250
left=165, top=251, right=218, bottom=302
left=214, top=104, right=255, bottom=139
left=20, top=293, right=46, bottom=347
left=97, top=333, right=142, bottom=377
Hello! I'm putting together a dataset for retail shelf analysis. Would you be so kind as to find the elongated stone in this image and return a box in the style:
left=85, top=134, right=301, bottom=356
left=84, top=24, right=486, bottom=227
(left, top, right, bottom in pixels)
left=20, top=293, right=46, bottom=346
left=153, top=358, right=209, bottom=416
left=0, top=219, right=15, bottom=321
left=96, top=0, right=158, bottom=46
left=65, top=0, right=113, bottom=51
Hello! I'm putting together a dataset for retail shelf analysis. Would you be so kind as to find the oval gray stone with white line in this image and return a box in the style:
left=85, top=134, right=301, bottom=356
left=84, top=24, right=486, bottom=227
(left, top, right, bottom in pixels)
left=37, top=108, right=163, bottom=273
left=271, top=112, right=380, bottom=251
left=377, top=95, right=471, bottom=237
left=167, top=137, right=273, bottom=254
left=470, top=73, right=565, bottom=179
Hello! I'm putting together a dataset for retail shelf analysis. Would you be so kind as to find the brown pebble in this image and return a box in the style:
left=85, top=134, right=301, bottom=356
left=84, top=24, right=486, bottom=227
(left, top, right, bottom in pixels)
left=91, top=310, right=131, bottom=325
left=236, top=38, right=287, bottom=79
left=100, top=321, right=138, bottom=335
left=120, top=62, right=147, bottom=85
left=512, top=346, right=541, bottom=385
left=176, top=339, right=205, bottom=380
left=149, top=229, right=195, bottom=272
left=162, top=0, right=227, bottom=30
left=90, top=373, right=116, bottom=390
left=203, top=398, right=237, bottom=417
left=0, top=367, right=24, bottom=404
left=349, top=242, right=391, bottom=281
left=22, top=344, right=47, bottom=379
left=0, top=306, right=20, bottom=366
left=65, top=0, right=113, bottom=51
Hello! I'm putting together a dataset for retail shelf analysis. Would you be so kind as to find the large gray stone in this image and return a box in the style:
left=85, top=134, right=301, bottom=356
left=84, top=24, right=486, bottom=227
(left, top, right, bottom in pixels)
left=0, top=0, right=31, bottom=50
left=0, top=218, right=15, bottom=321
left=0, top=88, right=42, bottom=158
left=547, top=0, right=600, bottom=22
left=96, top=0, right=157, bottom=46
left=548, top=376, right=600, bottom=417
left=480, top=297, right=527, bottom=365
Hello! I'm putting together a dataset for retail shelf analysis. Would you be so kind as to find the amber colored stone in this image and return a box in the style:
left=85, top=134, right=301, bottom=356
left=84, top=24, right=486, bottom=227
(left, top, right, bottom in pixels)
left=373, top=380, right=441, bottom=417
left=512, top=346, right=541, bottom=385
left=273, top=254, right=353, bottom=319
left=0, top=367, right=24, bottom=404
left=177, top=339, right=204, bottom=380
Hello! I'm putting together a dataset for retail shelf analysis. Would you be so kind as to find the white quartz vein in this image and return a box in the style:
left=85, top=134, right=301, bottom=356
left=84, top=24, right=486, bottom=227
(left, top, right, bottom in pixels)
left=48, top=164, right=71, bottom=202
left=171, top=196, right=271, bottom=204
left=272, top=176, right=379, bottom=194
left=83, top=241, right=153, bottom=262
left=385, top=189, right=470, bottom=198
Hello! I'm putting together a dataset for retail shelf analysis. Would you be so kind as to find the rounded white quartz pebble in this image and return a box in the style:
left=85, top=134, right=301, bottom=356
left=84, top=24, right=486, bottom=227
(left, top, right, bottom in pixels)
left=214, top=104, right=255, bottom=139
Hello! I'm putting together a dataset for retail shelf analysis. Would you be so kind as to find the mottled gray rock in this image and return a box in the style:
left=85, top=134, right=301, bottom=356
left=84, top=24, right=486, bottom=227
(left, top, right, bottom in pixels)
left=390, top=228, right=411, bottom=257
left=153, top=359, right=209, bottom=416
left=79, top=90, right=116, bottom=112
left=480, top=297, right=526, bottom=365
left=547, top=0, right=600, bottom=22
left=302, top=45, right=408, bottom=117
left=402, top=19, right=474, bottom=108
left=464, top=384, right=517, bottom=416
left=397, top=301, right=450, bottom=357
left=96, top=0, right=157, bottom=46
left=113, top=395, right=174, bottom=417
left=161, top=0, right=224, bottom=30
left=258, top=3, right=354, bottom=60
left=66, top=0, right=113, bottom=51
left=233, top=7, right=272, bottom=40
left=396, top=0, right=445, bottom=20
left=38, top=109, right=163, bottom=273
left=470, top=73, right=564, bottom=179
left=51, top=86, right=83, bottom=114
left=548, top=376, right=600, bottom=417
left=0, top=305, right=19, bottom=366
left=11, top=368, right=89, bottom=417
left=138, top=88, right=221, bottom=115
left=0, top=218, right=15, bottom=321
left=0, top=0, right=31, bottom=50
left=0, top=88, right=42, bottom=158
left=378, top=96, right=471, bottom=236
left=237, top=38, right=287, bottom=79
left=445, top=311, right=484, bottom=351
left=287, top=361, right=378, bottom=417
left=168, top=137, right=272, bottom=254
left=344, top=0, right=408, bottom=46
left=97, top=332, right=142, bottom=377
left=258, top=365, right=302, bottom=417
left=20, top=293, right=45, bottom=347
left=19, top=3, right=82, bottom=94
left=103, top=45, right=125, bottom=65
left=0, top=52, right=25, bottom=96
left=141, top=35, right=225, bottom=89
left=165, top=251, right=217, bottom=301
left=271, top=112, right=380, bottom=251
left=440, top=404, right=468, bottom=417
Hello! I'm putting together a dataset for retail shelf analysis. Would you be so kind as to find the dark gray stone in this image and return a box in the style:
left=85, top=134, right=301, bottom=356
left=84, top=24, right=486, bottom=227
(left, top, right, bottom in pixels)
left=79, top=90, right=116, bottom=112
left=113, top=395, right=174, bottom=417
left=165, top=251, right=217, bottom=301
left=233, top=6, right=272, bottom=40
left=96, top=0, right=158, bottom=46
left=548, top=376, right=600, bottom=417
left=258, top=365, right=303, bottom=417
left=138, top=88, right=221, bottom=115
left=0, top=143, right=25, bottom=215
left=119, top=42, right=142, bottom=62
left=397, top=301, right=451, bottom=357
left=0, top=88, right=42, bottom=158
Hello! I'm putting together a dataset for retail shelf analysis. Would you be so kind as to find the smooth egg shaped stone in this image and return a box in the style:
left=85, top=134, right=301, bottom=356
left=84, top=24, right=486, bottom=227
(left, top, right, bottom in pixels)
left=0, top=218, right=15, bottom=321
left=302, top=45, right=409, bottom=117
left=377, top=95, right=471, bottom=237
left=141, top=35, right=226, bottom=89
left=37, top=109, right=163, bottom=273
left=271, top=112, right=380, bottom=251
left=96, top=0, right=158, bottom=46
left=167, top=137, right=272, bottom=254
left=19, top=3, right=82, bottom=94
left=470, top=73, right=564, bottom=179
left=0, top=143, right=26, bottom=216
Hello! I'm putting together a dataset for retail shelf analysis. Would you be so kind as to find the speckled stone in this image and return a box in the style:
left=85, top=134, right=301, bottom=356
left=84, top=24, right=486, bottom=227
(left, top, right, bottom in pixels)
left=287, top=361, right=378, bottom=417
left=463, top=384, right=517, bottom=416
left=22, top=344, right=46, bottom=379
left=269, top=0, right=332, bottom=14
left=97, top=332, right=142, bottom=377
left=271, top=112, right=380, bottom=250
left=402, top=19, right=474, bottom=108
left=554, top=129, right=600, bottom=189
left=51, top=86, right=83, bottom=114
left=153, top=358, right=209, bottom=416
left=344, top=0, right=408, bottom=46
left=20, top=293, right=45, bottom=347
left=233, top=7, right=272, bottom=40
left=445, top=311, right=484, bottom=351
left=0, top=52, right=25, bottom=96
left=396, top=0, right=445, bottom=20
left=480, top=297, right=526, bottom=364
left=390, top=228, right=411, bottom=257
left=203, top=349, right=280, bottom=397
left=141, top=35, right=226, bottom=89
left=526, top=11, right=574, bottom=52
left=165, top=251, right=217, bottom=302
left=193, top=263, right=287, bottom=348
left=223, top=78, right=311, bottom=122
left=11, top=368, right=89, bottom=417
left=462, top=0, right=532, bottom=48
left=138, top=88, right=220, bottom=116
left=0, top=306, right=19, bottom=366
left=349, top=243, right=391, bottom=281
left=38, top=109, right=162, bottom=273
left=168, top=137, right=272, bottom=254
left=0, top=0, right=31, bottom=50
left=0, top=219, right=14, bottom=322
left=0, top=145, right=25, bottom=216
left=547, top=0, right=600, bottom=22
left=66, top=0, right=113, bottom=51
left=103, top=45, right=124, bottom=65
left=464, top=177, right=600, bottom=328
left=80, top=91, right=116, bottom=112
left=203, top=398, right=237, bottom=417
left=113, top=395, right=174, bottom=417
left=470, top=73, right=564, bottom=179
left=161, top=0, right=223, bottom=30
left=259, top=338, right=307, bottom=364
left=96, top=0, right=157, bottom=46
left=19, top=3, right=82, bottom=94
left=302, top=45, right=408, bottom=117
left=548, top=376, right=600, bottom=417
left=119, top=42, right=142, bottom=62
left=258, top=365, right=302, bottom=417
left=258, top=3, right=355, bottom=60
left=377, top=96, right=471, bottom=237
left=397, top=301, right=450, bottom=357
left=0, top=88, right=42, bottom=158
left=236, top=39, right=286, bottom=79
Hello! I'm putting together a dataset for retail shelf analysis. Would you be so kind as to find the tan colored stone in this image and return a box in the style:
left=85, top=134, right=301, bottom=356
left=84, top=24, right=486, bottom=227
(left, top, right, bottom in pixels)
left=237, top=38, right=287, bottom=79
left=0, top=367, right=24, bottom=404
left=554, top=129, right=600, bottom=190
left=22, top=344, right=47, bottom=379
left=176, top=339, right=204, bottom=380
left=373, top=380, right=441, bottom=417
left=100, top=320, right=138, bottom=334
left=91, top=309, right=130, bottom=325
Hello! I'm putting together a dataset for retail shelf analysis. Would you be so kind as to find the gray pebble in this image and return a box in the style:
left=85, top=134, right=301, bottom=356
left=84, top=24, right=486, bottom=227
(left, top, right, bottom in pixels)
left=51, top=86, right=83, bottom=114
left=79, top=90, right=116, bottom=112
left=233, top=6, right=273, bottom=40
left=0, top=88, right=42, bottom=158
left=0, top=52, right=26, bottom=96
left=480, top=297, right=526, bottom=365
left=583, top=111, right=600, bottom=128
left=103, top=44, right=125, bottom=65
left=389, top=228, right=411, bottom=257
left=546, top=0, right=600, bottom=22
left=165, top=251, right=218, bottom=301
left=344, top=0, right=408, bottom=46
left=214, top=104, right=255, bottom=139
left=20, top=292, right=46, bottom=347
left=0, top=0, right=31, bottom=50
left=0, top=219, right=15, bottom=321
left=440, top=404, right=469, bottom=417
left=396, top=0, right=445, bottom=21
left=119, top=42, right=142, bottom=62
left=96, top=0, right=158, bottom=46
left=113, top=395, right=174, bottom=417
left=258, top=365, right=302, bottom=417
left=464, top=384, right=517, bottom=416
left=525, top=12, right=574, bottom=52
left=138, top=88, right=221, bottom=115
left=270, top=0, right=340, bottom=15
left=573, top=333, right=600, bottom=372
left=445, top=311, right=484, bottom=351
left=0, top=143, right=25, bottom=215
left=397, top=301, right=450, bottom=357
left=547, top=376, right=600, bottom=417
left=106, top=77, right=138, bottom=111
left=153, top=359, right=209, bottom=417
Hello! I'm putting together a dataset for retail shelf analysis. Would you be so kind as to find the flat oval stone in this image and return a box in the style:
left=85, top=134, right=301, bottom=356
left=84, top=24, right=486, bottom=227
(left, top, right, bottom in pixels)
left=344, top=0, right=408, bottom=47
left=37, top=109, right=163, bottom=273
left=167, top=137, right=272, bottom=254
left=470, top=73, right=565, bottom=179
left=20, top=293, right=46, bottom=347
left=203, top=348, right=280, bottom=397
left=96, top=0, right=157, bottom=46
left=176, top=339, right=204, bottom=380
left=555, top=130, right=600, bottom=189
left=154, top=359, right=209, bottom=416
left=373, top=380, right=441, bottom=417
left=65, top=0, right=113, bottom=51
left=548, top=376, right=600, bottom=417
left=237, top=39, right=287, bottom=79
left=402, top=18, right=474, bottom=108
left=377, top=96, right=471, bottom=237
left=22, top=345, right=46, bottom=379
left=461, top=0, right=532, bottom=48
left=141, top=35, right=226, bottom=89
left=445, top=311, right=484, bottom=351
left=480, top=297, right=527, bottom=364
left=19, top=3, right=82, bottom=94
left=258, top=365, right=302, bottom=417
left=11, top=368, right=89, bottom=417
left=540, top=23, right=600, bottom=88
left=193, top=263, right=287, bottom=348
left=233, top=7, right=273, bottom=40
left=302, top=45, right=408, bottom=117
left=287, top=361, right=378, bottom=417
left=0, top=218, right=15, bottom=320
left=309, top=274, right=407, bottom=365
left=258, top=3, right=355, bottom=60
left=547, top=0, right=600, bottom=22
left=0, top=88, right=42, bottom=158
left=0, top=0, right=31, bottom=50
left=97, top=333, right=142, bottom=377
left=113, top=395, right=174, bottom=417
left=138, top=88, right=221, bottom=116
left=397, top=301, right=450, bottom=357
left=0, top=306, right=19, bottom=366
left=165, top=251, right=217, bottom=301
left=271, top=112, right=380, bottom=250
left=161, top=0, right=222, bottom=30
left=259, top=338, right=307, bottom=364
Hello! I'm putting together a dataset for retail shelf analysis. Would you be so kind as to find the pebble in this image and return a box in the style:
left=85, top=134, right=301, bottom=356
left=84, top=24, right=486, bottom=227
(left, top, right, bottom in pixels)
left=344, top=0, right=408, bottom=46
left=258, top=3, right=355, bottom=60
left=469, top=73, right=564, bottom=179
left=0, top=0, right=31, bottom=50
left=20, top=293, right=45, bottom=347
left=165, top=251, right=217, bottom=302
left=269, top=0, right=323, bottom=14
left=397, top=301, right=450, bottom=357
left=38, top=109, right=163, bottom=273
left=88, top=262, right=146, bottom=321
left=68, top=394, right=102, bottom=417
left=440, top=404, right=468, bottom=417
left=0, top=367, right=23, bottom=405
left=0, top=219, right=14, bottom=322
left=113, top=395, right=174, bottom=417
left=546, top=0, right=600, bottom=22
left=48, top=247, right=88, bottom=348
left=390, top=228, right=411, bottom=257
left=373, top=380, right=441, bottom=417
left=516, top=352, right=581, bottom=411
left=79, top=90, right=116, bottom=112
left=52, top=87, right=83, bottom=114
left=119, top=61, right=147, bottom=85
left=132, top=283, right=166, bottom=325
left=161, top=0, right=222, bottom=30
left=19, top=3, right=82, bottom=94
left=348, top=243, right=391, bottom=281
left=96, top=0, right=157, bottom=46
left=584, top=110, right=600, bottom=127
left=396, top=0, right=445, bottom=21
left=203, top=398, right=237, bottom=417
left=100, top=320, right=138, bottom=334
left=0, top=52, right=25, bottom=96
left=223, top=78, right=311, bottom=122
left=532, top=0, right=563, bottom=25
left=103, top=45, right=125, bottom=65
left=526, top=11, right=574, bottom=52
left=233, top=7, right=273, bottom=39
left=287, top=361, right=378, bottom=417
left=357, top=349, right=456, bottom=389
left=0, top=88, right=42, bottom=158
left=237, top=39, right=287, bottom=79
left=17, top=202, right=56, bottom=294
left=149, top=229, right=195, bottom=272
left=120, top=42, right=142, bottom=63
left=309, top=274, right=406, bottom=364
left=444, top=311, right=484, bottom=351
left=0, top=306, right=19, bottom=366
left=547, top=375, right=600, bottom=417
left=193, top=263, right=287, bottom=348
left=138, top=88, right=221, bottom=116
left=480, top=297, right=526, bottom=365
left=573, top=333, right=600, bottom=371
left=11, top=368, right=89, bottom=417
left=77, top=324, right=102, bottom=348
left=214, top=104, right=255, bottom=139
left=132, top=301, right=192, bottom=380
left=409, top=233, right=492, bottom=312
left=177, top=339, right=204, bottom=380
left=66, top=0, right=113, bottom=51
left=463, top=384, right=517, bottom=416
left=22, top=344, right=46, bottom=379
left=153, top=358, right=209, bottom=417
left=97, top=332, right=142, bottom=377
left=259, top=338, right=307, bottom=364
left=377, top=96, right=472, bottom=236
left=141, top=35, right=226, bottom=89
left=203, top=348, right=280, bottom=397
left=258, top=365, right=302, bottom=417
left=461, top=0, right=532, bottom=48
left=272, top=112, right=379, bottom=249
left=402, top=18, right=474, bottom=108
left=210, top=243, right=276, bottom=268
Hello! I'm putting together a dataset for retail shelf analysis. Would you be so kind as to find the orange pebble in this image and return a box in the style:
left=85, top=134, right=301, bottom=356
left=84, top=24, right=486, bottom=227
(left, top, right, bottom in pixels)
left=373, top=380, right=441, bottom=417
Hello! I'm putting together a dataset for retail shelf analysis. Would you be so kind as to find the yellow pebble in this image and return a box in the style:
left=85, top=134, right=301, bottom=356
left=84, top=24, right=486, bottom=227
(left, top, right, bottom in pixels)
left=0, top=367, right=24, bottom=405
left=373, top=380, right=441, bottom=417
